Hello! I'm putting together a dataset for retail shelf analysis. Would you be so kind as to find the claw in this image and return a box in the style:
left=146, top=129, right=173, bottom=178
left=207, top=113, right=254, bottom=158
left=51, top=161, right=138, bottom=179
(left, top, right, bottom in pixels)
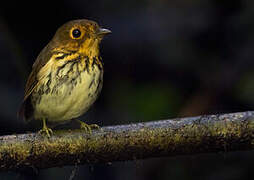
left=39, top=119, right=53, bottom=138
left=89, top=124, right=100, bottom=129
left=39, top=127, right=53, bottom=138
left=77, top=120, right=100, bottom=134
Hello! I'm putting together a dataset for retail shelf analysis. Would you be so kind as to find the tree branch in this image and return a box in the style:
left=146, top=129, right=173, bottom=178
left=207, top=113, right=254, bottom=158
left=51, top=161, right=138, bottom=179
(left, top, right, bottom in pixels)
left=1, top=111, right=254, bottom=171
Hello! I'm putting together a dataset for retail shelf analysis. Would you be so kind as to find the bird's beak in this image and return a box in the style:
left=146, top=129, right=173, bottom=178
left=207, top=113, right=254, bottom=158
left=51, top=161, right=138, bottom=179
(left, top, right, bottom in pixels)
left=97, top=28, right=112, bottom=36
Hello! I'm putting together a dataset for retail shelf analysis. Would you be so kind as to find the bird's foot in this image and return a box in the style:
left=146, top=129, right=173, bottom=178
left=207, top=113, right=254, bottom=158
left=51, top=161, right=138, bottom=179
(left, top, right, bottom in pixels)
left=39, top=126, right=53, bottom=138
left=78, top=120, right=100, bottom=134
left=39, top=119, right=53, bottom=138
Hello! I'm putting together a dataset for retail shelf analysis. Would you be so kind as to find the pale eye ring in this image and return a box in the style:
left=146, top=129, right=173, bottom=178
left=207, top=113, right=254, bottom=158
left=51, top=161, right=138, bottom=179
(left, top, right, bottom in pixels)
left=72, top=28, right=81, bottom=38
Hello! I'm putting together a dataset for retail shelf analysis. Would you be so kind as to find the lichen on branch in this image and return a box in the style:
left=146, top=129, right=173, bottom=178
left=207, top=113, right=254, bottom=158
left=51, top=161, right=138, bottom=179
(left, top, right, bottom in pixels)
left=0, top=111, right=254, bottom=171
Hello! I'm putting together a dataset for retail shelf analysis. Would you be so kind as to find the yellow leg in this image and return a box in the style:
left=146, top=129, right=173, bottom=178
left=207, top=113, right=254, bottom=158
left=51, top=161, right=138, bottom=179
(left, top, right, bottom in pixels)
left=39, top=118, right=53, bottom=138
left=77, top=120, right=100, bottom=134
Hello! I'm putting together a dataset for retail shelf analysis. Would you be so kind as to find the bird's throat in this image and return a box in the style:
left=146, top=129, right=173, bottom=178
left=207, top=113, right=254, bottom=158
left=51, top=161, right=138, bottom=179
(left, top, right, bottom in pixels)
left=79, top=38, right=100, bottom=58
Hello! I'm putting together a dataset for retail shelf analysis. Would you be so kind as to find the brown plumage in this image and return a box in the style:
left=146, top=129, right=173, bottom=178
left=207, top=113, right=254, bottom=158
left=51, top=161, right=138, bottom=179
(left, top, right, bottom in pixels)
left=18, top=19, right=111, bottom=136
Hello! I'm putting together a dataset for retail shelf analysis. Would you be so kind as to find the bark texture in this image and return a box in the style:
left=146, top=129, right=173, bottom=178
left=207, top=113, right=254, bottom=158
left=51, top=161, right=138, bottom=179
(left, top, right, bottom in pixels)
left=1, top=111, right=254, bottom=171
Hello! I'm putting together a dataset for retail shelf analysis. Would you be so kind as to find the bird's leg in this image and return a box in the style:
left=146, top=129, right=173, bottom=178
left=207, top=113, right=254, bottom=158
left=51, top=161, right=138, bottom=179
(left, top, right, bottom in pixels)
left=76, top=120, right=100, bottom=134
left=39, top=118, right=53, bottom=138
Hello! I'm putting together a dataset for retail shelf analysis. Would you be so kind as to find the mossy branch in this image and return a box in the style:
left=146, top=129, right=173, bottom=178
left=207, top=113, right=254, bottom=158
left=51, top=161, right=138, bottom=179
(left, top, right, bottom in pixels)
left=1, top=111, right=254, bottom=171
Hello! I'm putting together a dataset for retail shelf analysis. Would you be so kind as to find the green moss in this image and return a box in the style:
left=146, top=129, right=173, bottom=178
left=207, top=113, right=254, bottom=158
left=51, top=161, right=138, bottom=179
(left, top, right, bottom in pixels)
left=0, top=112, right=254, bottom=171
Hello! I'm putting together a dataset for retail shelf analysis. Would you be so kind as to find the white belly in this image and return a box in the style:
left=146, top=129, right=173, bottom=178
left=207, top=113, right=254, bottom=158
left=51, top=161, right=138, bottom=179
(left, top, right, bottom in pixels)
left=33, top=64, right=102, bottom=123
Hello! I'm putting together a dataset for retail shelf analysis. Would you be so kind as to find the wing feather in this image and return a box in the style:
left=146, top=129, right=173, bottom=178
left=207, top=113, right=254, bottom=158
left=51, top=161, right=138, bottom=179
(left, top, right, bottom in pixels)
left=18, top=43, right=54, bottom=121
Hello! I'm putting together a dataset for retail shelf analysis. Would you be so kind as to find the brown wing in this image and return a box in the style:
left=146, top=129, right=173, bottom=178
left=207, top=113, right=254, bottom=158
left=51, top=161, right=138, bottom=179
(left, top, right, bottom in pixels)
left=18, top=43, right=54, bottom=121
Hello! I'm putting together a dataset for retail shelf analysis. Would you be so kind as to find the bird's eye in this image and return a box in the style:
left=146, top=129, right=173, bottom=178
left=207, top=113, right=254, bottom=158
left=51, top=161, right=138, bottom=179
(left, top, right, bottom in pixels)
left=72, top=28, right=81, bottom=39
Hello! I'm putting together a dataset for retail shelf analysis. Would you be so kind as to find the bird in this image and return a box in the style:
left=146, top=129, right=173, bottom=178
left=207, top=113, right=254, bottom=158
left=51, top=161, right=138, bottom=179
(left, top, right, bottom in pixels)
left=18, top=19, right=111, bottom=137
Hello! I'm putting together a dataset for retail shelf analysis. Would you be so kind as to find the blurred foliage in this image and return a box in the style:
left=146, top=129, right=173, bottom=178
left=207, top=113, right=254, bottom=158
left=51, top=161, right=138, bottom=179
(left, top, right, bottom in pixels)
left=109, top=80, right=182, bottom=121
left=0, top=0, right=254, bottom=179
left=234, top=72, right=254, bottom=103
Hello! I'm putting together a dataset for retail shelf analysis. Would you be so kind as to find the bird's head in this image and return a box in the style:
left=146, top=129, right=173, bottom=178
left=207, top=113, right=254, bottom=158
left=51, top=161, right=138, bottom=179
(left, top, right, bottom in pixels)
left=51, top=19, right=111, bottom=56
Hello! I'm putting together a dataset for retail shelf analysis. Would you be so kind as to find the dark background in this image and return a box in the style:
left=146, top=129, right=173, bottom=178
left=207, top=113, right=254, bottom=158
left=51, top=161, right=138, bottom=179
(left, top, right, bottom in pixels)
left=0, top=0, right=254, bottom=179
